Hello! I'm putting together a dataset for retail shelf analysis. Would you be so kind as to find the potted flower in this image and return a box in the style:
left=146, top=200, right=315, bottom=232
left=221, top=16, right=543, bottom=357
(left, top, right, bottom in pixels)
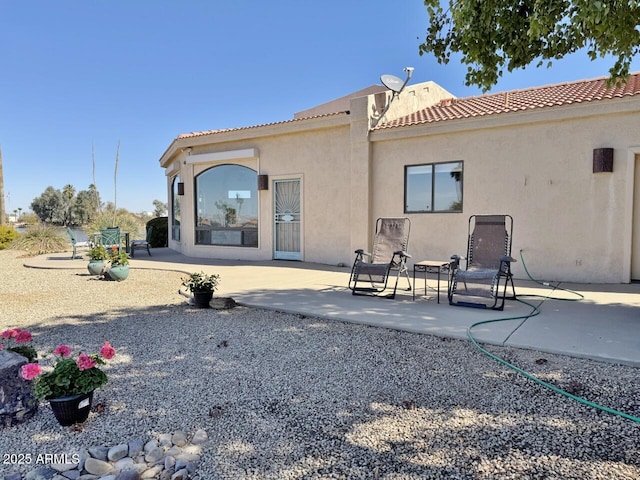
left=0, top=328, right=37, bottom=362
left=181, top=271, right=221, bottom=308
left=87, top=245, right=109, bottom=276
left=106, top=246, right=130, bottom=281
left=20, top=341, right=116, bottom=426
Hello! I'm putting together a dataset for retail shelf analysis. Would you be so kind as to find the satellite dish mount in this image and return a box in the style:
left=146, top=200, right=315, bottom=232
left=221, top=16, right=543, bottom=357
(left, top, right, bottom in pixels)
left=373, top=67, right=414, bottom=127
left=381, top=66, right=414, bottom=97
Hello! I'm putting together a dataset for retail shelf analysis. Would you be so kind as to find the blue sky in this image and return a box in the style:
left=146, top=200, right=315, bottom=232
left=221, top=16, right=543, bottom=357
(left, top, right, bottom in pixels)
left=2, top=1, right=638, bottom=214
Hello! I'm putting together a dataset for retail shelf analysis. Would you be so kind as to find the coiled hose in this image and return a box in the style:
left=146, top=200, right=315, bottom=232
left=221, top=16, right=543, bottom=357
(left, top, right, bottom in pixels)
left=466, top=250, right=640, bottom=423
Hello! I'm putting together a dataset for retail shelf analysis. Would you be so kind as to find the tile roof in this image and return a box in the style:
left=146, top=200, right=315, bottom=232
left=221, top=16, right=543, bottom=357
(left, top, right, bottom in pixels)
left=176, top=111, right=348, bottom=140
left=375, top=73, right=640, bottom=130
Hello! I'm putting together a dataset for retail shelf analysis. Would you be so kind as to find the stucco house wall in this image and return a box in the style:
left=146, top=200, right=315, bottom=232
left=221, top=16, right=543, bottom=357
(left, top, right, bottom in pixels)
left=160, top=74, right=640, bottom=283
left=370, top=101, right=639, bottom=283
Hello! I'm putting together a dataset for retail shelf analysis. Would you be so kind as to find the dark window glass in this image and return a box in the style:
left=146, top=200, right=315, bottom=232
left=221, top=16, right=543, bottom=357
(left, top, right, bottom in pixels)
left=405, top=161, right=463, bottom=213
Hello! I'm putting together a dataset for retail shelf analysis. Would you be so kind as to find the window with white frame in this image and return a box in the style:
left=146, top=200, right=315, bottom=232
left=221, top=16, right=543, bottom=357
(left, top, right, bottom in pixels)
left=405, top=161, right=463, bottom=213
left=194, top=164, right=258, bottom=247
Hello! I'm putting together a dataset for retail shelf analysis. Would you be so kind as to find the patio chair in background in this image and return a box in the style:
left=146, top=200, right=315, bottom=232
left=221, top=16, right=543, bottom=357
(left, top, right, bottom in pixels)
left=348, top=217, right=412, bottom=299
left=130, top=226, right=153, bottom=258
left=67, top=227, right=91, bottom=259
left=100, top=227, right=122, bottom=252
left=448, top=214, right=516, bottom=310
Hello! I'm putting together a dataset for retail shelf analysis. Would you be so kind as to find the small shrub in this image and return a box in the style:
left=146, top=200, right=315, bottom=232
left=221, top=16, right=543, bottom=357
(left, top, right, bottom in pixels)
left=147, top=216, right=168, bottom=248
left=0, top=225, right=20, bottom=250
left=10, top=224, right=68, bottom=255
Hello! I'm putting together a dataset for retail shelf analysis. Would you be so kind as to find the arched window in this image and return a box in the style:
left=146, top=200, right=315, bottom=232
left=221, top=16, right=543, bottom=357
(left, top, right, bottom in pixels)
left=195, top=165, right=258, bottom=247
left=171, top=176, right=181, bottom=241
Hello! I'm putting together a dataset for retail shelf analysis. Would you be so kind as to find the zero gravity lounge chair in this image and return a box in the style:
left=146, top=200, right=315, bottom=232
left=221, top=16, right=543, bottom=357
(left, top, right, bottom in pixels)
left=448, top=215, right=516, bottom=310
left=348, top=217, right=412, bottom=299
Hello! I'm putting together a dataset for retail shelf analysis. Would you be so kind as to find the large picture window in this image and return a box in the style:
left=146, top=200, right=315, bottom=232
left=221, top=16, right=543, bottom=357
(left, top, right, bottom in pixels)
left=195, top=164, right=258, bottom=247
left=171, top=176, right=181, bottom=241
left=405, top=161, right=463, bottom=213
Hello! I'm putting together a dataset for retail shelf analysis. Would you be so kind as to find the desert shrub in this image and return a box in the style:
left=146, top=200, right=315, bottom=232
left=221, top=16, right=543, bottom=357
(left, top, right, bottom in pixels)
left=10, top=223, right=68, bottom=255
left=85, top=211, right=145, bottom=240
left=0, top=225, right=20, bottom=250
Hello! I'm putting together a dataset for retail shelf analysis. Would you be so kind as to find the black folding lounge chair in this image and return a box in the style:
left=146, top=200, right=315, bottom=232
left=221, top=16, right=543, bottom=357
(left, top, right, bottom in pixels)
left=448, top=214, right=516, bottom=310
left=348, top=217, right=412, bottom=299
left=131, top=226, right=153, bottom=258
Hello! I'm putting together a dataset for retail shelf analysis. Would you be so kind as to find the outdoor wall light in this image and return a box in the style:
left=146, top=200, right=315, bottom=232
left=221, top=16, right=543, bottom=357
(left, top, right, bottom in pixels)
left=177, top=182, right=184, bottom=195
left=593, top=148, right=613, bottom=173
left=258, top=175, right=269, bottom=190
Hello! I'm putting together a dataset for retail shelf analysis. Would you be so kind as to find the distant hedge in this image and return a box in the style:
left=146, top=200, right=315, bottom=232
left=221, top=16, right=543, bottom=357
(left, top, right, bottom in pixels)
left=147, top=217, right=168, bottom=248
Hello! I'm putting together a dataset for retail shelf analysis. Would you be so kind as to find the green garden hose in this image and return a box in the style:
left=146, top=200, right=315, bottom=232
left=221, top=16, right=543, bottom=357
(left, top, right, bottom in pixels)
left=466, top=250, right=640, bottom=423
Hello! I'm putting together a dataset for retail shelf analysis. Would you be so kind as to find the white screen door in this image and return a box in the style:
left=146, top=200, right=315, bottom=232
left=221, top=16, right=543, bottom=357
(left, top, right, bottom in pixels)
left=274, top=179, right=301, bottom=260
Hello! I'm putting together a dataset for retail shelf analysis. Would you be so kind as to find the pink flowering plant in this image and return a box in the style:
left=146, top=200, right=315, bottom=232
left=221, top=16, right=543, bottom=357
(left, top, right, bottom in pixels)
left=0, top=328, right=37, bottom=362
left=21, top=341, right=116, bottom=400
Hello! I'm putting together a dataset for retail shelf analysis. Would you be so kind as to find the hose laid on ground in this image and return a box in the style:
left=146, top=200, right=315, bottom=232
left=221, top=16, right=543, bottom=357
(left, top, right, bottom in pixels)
left=466, top=250, right=640, bottom=423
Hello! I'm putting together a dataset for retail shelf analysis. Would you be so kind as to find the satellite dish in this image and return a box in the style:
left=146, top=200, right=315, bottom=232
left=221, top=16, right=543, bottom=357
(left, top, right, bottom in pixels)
left=380, top=74, right=405, bottom=93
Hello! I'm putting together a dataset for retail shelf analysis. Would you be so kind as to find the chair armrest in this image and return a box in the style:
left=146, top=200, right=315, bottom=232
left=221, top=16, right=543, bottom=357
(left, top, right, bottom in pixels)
left=394, top=250, right=411, bottom=259
left=500, top=256, right=516, bottom=263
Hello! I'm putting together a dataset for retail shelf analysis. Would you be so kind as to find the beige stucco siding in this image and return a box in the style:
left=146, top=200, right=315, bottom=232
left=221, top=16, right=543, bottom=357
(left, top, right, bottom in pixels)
left=165, top=124, right=354, bottom=264
left=371, top=107, right=639, bottom=283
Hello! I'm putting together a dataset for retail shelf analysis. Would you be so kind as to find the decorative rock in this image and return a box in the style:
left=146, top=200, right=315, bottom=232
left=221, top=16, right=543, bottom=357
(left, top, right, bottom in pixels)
left=113, top=457, right=135, bottom=472
left=143, top=440, right=158, bottom=454
left=0, top=350, right=39, bottom=427
left=164, top=446, right=181, bottom=457
left=18, top=430, right=207, bottom=480
left=115, top=471, right=140, bottom=480
left=159, top=470, right=174, bottom=480
left=25, top=467, right=57, bottom=480
left=171, top=431, right=187, bottom=447
left=144, top=447, right=164, bottom=465
left=88, top=446, right=109, bottom=462
left=175, top=459, right=197, bottom=474
left=140, top=465, right=162, bottom=479
left=158, top=433, right=173, bottom=448
left=171, top=468, right=189, bottom=480
left=191, top=429, right=208, bottom=445
left=108, top=444, right=129, bottom=462
left=128, top=438, right=144, bottom=458
left=84, top=458, right=113, bottom=476
left=51, top=461, right=78, bottom=473
left=164, top=455, right=176, bottom=470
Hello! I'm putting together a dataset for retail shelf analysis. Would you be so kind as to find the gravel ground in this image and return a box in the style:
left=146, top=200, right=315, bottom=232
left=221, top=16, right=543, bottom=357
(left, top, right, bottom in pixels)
left=0, top=249, right=639, bottom=480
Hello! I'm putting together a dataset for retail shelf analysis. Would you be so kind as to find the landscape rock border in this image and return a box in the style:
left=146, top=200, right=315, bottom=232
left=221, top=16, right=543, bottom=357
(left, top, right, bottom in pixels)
left=3, top=429, right=208, bottom=480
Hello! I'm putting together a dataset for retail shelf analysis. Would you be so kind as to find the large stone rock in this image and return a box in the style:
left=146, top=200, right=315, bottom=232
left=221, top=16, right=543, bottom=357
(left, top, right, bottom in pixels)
left=0, top=350, right=38, bottom=427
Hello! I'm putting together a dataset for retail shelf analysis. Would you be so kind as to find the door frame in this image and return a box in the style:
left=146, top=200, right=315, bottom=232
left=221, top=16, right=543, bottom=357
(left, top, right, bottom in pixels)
left=626, top=147, right=640, bottom=281
left=273, top=177, right=303, bottom=260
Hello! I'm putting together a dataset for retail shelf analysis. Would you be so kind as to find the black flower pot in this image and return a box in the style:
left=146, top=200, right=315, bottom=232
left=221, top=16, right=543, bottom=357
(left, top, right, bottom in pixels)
left=193, top=291, right=213, bottom=308
left=48, top=391, right=93, bottom=426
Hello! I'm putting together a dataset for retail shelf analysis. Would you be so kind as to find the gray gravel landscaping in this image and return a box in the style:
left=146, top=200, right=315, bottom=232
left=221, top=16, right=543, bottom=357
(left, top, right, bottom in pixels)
left=0, top=250, right=639, bottom=479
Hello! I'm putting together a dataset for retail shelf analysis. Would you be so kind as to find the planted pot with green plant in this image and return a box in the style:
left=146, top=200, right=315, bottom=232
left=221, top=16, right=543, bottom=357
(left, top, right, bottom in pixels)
left=87, top=245, right=109, bottom=276
left=106, top=246, right=130, bottom=281
left=182, top=271, right=221, bottom=308
left=20, top=340, right=116, bottom=425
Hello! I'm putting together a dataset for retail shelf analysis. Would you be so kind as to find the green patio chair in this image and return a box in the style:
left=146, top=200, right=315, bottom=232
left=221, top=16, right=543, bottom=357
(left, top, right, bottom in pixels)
left=67, top=227, right=90, bottom=259
left=100, top=227, right=122, bottom=253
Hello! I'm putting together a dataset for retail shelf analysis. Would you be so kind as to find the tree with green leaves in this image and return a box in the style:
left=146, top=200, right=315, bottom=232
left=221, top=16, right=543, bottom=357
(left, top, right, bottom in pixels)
left=31, top=186, right=66, bottom=223
left=152, top=199, right=167, bottom=217
left=420, top=0, right=640, bottom=91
